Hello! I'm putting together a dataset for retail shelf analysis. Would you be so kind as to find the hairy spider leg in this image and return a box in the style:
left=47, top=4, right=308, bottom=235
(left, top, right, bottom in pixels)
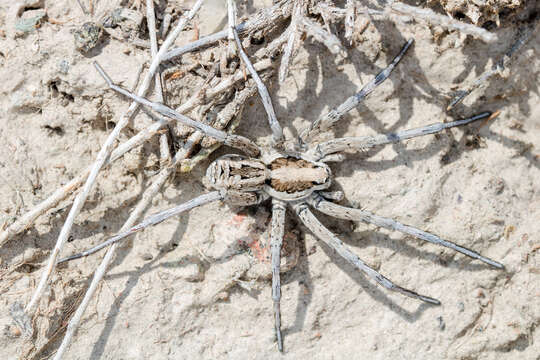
left=300, top=39, right=414, bottom=143
left=307, top=112, right=492, bottom=160
left=58, top=191, right=223, bottom=264
left=232, top=26, right=284, bottom=143
left=292, top=202, right=441, bottom=304
left=94, top=62, right=261, bottom=157
left=308, top=194, right=504, bottom=269
left=270, top=199, right=287, bottom=352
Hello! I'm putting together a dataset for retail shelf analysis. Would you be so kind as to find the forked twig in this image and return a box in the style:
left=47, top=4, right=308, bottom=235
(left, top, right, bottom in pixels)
left=163, top=0, right=294, bottom=62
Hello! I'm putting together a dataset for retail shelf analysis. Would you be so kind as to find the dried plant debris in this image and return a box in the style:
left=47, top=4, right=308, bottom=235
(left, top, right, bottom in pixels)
left=429, top=0, right=524, bottom=26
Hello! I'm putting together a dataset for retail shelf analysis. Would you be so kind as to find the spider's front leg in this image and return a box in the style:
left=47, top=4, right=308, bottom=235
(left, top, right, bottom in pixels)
left=306, top=112, right=494, bottom=161
left=291, top=202, right=441, bottom=305
left=308, top=194, right=504, bottom=269
left=58, top=191, right=225, bottom=263
left=270, top=199, right=287, bottom=352
left=300, top=39, right=414, bottom=143
left=94, top=63, right=261, bottom=157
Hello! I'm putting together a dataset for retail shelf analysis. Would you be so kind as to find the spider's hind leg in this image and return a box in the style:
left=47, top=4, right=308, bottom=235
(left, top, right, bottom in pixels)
left=292, top=202, right=441, bottom=305
left=308, top=194, right=504, bottom=269
left=270, top=199, right=287, bottom=352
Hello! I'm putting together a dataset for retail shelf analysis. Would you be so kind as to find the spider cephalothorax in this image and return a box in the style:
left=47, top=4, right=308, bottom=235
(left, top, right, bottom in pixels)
left=206, top=153, right=332, bottom=204
left=54, top=33, right=504, bottom=353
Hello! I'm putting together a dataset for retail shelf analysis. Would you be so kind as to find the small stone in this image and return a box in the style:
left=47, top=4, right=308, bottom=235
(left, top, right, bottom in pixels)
left=15, top=10, right=46, bottom=35
left=140, top=252, right=153, bottom=261
left=215, top=291, right=229, bottom=301
left=73, top=22, right=103, bottom=53
left=58, top=60, right=70, bottom=74
left=437, top=316, right=446, bottom=331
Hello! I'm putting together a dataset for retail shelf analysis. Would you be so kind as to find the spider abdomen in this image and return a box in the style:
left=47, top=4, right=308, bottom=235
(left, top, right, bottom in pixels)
left=269, top=157, right=328, bottom=193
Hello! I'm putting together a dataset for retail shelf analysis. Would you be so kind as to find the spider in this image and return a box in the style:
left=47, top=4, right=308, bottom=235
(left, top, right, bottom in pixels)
left=56, top=28, right=504, bottom=353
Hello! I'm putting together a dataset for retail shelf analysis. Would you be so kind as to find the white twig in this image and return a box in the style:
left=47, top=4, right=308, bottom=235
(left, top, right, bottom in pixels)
left=279, top=3, right=301, bottom=83
left=227, top=0, right=237, bottom=57
left=147, top=0, right=171, bottom=164
left=21, top=0, right=204, bottom=328
left=447, top=20, right=538, bottom=110
left=163, top=0, right=294, bottom=62
left=313, top=2, right=412, bottom=25
left=232, top=26, right=283, bottom=143
left=390, top=2, right=498, bottom=43
left=95, top=62, right=261, bottom=156
left=300, top=16, right=345, bottom=56
left=52, top=189, right=221, bottom=359
left=52, top=2, right=208, bottom=357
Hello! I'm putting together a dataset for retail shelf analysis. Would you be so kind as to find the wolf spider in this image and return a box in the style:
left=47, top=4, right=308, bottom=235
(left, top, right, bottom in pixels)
left=58, top=30, right=504, bottom=352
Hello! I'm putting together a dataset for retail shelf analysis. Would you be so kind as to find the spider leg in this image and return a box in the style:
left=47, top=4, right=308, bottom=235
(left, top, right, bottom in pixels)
left=94, top=62, right=261, bottom=157
left=58, top=191, right=223, bottom=264
left=270, top=199, right=286, bottom=352
left=291, top=202, right=440, bottom=305
left=307, top=112, right=492, bottom=161
left=232, top=26, right=284, bottom=143
left=300, top=39, right=414, bottom=143
left=308, top=194, right=504, bottom=269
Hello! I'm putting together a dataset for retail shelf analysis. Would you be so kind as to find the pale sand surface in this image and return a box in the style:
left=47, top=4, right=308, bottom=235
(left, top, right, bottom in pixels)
left=0, top=1, right=538, bottom=359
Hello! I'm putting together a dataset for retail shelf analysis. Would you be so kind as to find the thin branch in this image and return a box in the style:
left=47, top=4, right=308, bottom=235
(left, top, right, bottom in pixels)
left=95, top=62, right=260, bottom=156
left=279, top=3, right=301, bottom=83
left=146, top=0, right=171, bottom=164
left=389, top=2, right=498, bottom=43
left=52, top=79, right=259, bottom=358
left=163, top=0, right=294, bottom=62
left=227, top=0, right=237, bottom=57
left=447, top=20, right=539, bottom=110
left=232, top=26, right=283, bottom=143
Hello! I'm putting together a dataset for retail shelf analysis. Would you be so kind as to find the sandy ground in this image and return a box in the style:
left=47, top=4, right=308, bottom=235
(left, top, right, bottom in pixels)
left=0, top=1, right=539, bottom=359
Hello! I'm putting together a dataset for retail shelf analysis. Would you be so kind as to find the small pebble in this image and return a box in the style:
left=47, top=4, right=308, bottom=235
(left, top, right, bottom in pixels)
left=140, top=252, right=153, bottom=261
left=74, top=22, right=103, bottom=53
left=58, top=60, right=70, bottom=74
left=437, top=316, right=446, bottom=331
